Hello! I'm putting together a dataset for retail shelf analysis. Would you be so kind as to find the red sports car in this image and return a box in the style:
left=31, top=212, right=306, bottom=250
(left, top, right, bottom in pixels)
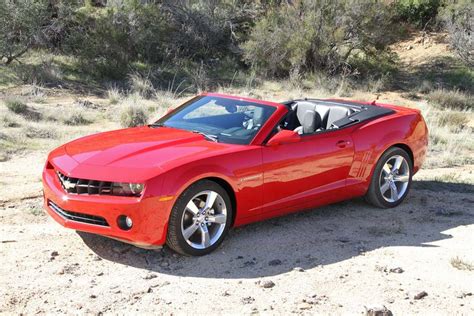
left=42, top=93, right=428, bottom=255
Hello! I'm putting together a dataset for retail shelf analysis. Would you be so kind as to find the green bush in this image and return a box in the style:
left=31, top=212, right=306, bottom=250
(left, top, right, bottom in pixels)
left=242, top=1, right=397, bottom=78
left=5, top=98, right=28, bottom=114
left=395, top=0, right=441, bottom=27
left=62, top=1, right=252, bottom=80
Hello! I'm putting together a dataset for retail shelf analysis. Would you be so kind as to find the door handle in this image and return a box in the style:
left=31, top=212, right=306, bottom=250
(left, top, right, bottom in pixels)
left=336, top=140, right=350, bottom=148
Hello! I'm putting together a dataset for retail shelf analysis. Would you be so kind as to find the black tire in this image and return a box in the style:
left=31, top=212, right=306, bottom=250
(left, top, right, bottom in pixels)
left=166, top=180, right=233, bottom=256
left=365, top=147, right=413, bottom=208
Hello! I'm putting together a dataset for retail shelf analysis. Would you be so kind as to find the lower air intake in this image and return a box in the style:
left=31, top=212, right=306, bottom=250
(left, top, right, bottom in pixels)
left=48, top=200, right=109, bottom=227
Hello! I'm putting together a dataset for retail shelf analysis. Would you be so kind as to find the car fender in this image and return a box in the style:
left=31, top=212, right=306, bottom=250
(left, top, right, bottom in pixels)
left=162, top=163, right=238, bottom=199
left=347, top=112, right=425, bottom=195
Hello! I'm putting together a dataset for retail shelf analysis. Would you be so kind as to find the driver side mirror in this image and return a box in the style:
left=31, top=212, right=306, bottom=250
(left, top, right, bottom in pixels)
left=266, top=130, right=301, bottom=146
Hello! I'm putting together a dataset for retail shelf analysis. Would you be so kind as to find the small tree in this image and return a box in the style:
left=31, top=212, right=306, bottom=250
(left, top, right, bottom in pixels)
left=0, top=0, right=49, bottom=65
left=439, top=0, right=473, bottom=67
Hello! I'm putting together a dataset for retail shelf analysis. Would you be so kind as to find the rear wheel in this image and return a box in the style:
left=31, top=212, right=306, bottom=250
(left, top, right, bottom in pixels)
left=365, top=147, right=413, bottom=208
left=166, top=180, right=232, bottom=256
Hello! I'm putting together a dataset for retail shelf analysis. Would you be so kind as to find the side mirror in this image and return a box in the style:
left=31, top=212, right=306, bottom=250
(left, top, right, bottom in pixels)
left=266, top=130, right=301, bottom=146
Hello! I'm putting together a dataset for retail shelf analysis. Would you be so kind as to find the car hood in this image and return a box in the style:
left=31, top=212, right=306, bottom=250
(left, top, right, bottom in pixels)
left=51, top=126, right=236, bottom=182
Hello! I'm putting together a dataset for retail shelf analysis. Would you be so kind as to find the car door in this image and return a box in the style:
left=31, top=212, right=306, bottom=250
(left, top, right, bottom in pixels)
left=261, top=128, right=355, bottom=214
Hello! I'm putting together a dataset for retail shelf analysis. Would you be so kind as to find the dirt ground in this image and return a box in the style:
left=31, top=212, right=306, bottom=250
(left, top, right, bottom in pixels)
left=0, top=164, right=473, bottom=315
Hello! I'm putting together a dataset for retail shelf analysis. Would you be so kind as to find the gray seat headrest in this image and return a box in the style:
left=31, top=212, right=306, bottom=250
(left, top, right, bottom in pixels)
left=326, top=106, right=351, bottom=128
left=302, top=110, right=322, bottom=134
left=293, top=101, right=323, bottom=134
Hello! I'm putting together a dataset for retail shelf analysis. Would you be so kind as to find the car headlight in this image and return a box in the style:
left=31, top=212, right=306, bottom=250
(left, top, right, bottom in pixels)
left=111, top=182, right=145, bottom=196
left=129, top=183, right=144, bottom=195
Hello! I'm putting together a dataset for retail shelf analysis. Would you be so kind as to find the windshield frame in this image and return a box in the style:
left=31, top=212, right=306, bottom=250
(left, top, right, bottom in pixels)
left=153, top=94, right=280, bottom=145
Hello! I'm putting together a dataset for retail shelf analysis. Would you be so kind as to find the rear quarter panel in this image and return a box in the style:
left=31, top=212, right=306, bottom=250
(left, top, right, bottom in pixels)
left=347, top=108, right=428, bottom=196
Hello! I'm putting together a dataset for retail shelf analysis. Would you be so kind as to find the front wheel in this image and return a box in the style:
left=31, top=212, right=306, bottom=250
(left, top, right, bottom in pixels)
left=365, top=147, right=413, bottom=208
left=166, top=180, right=233, bottom=256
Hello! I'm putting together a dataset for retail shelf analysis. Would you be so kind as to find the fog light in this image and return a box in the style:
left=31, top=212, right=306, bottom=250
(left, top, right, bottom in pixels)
left=117, top=215, right=133, bottom=230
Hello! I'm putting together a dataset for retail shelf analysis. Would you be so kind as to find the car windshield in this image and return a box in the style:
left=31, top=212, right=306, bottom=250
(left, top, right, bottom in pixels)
left=153, top=96, right=276, bottom=145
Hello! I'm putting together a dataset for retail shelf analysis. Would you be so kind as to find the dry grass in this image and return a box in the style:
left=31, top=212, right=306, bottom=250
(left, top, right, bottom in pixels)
left=420, top=103, right=474, bottom=168
left=128, top=72, right=154, bottom=99
left=436, top=111, right=470, bottom=131
left=450, top=257, right=474, bottom=271
left=21, top=81, right=47, bottom=103
left=1, top=70, right=473, bottom=172
left=107, top=85, right=122, bottom=105
left=427, top=89, right=473, bottom=111
left=1, top=112, right=22, bottom=128
left=116, top=94, right=150, bottom=128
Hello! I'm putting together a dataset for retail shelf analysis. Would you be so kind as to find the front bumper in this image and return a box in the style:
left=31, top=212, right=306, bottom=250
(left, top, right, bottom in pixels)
left=42, top=166, right=172, bottom=248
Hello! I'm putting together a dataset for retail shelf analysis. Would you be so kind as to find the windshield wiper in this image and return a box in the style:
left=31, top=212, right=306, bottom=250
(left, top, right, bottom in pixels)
left=148, top=123, right=164, bottom=128
left=191, top=130, right=219, bottom=142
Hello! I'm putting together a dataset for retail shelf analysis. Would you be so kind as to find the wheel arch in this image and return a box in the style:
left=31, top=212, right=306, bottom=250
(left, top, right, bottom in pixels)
left=391, top=143, right=414, bottom=167
left=203, top=177, right=237, bottom=227
left=362, top=142, right=414, bottom=194
left=165, top=174, right=238, bottom=227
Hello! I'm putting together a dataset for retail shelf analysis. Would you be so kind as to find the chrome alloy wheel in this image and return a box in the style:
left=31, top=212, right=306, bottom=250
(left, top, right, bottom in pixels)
left=379, top=155, right=410, bottom=203
left=180, top=190, right=227, bottom=250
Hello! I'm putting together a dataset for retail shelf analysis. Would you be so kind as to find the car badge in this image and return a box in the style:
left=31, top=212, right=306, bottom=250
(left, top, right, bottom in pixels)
left=63, top=180, right=76, bottom=190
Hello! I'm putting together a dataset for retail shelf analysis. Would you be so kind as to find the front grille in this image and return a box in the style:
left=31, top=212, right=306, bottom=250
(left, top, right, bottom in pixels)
left=57, top=171, right=114, bottom=195
left=48, top=200, right=109, bottom=227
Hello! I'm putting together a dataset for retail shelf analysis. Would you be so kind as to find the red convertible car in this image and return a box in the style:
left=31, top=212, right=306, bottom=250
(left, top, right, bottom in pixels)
left=42, top=93, right=428, bottom=255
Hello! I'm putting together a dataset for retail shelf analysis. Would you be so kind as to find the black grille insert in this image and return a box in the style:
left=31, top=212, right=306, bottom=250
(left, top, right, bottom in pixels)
left=57, top=171, right=114, bottom=195
left=48, top=200, right=109, bottom=227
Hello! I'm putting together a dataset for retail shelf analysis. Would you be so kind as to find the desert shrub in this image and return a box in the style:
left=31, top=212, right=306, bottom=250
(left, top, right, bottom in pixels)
left=395, top=0, right=441, bottom=27
left=24, top=126, right=57, bottom=139
left=120, top=105, right=149, bottom=128
left=242, top=1, right=397, bottom=78
left=5, top=98, right=28, bottom=114
left=427, top=89, right=473, bottom=110
left=439, top=0, right=473, bottom=67
left=128, top=73, right=154, bottom=99
left=63, top=111, right=91, bottom=125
